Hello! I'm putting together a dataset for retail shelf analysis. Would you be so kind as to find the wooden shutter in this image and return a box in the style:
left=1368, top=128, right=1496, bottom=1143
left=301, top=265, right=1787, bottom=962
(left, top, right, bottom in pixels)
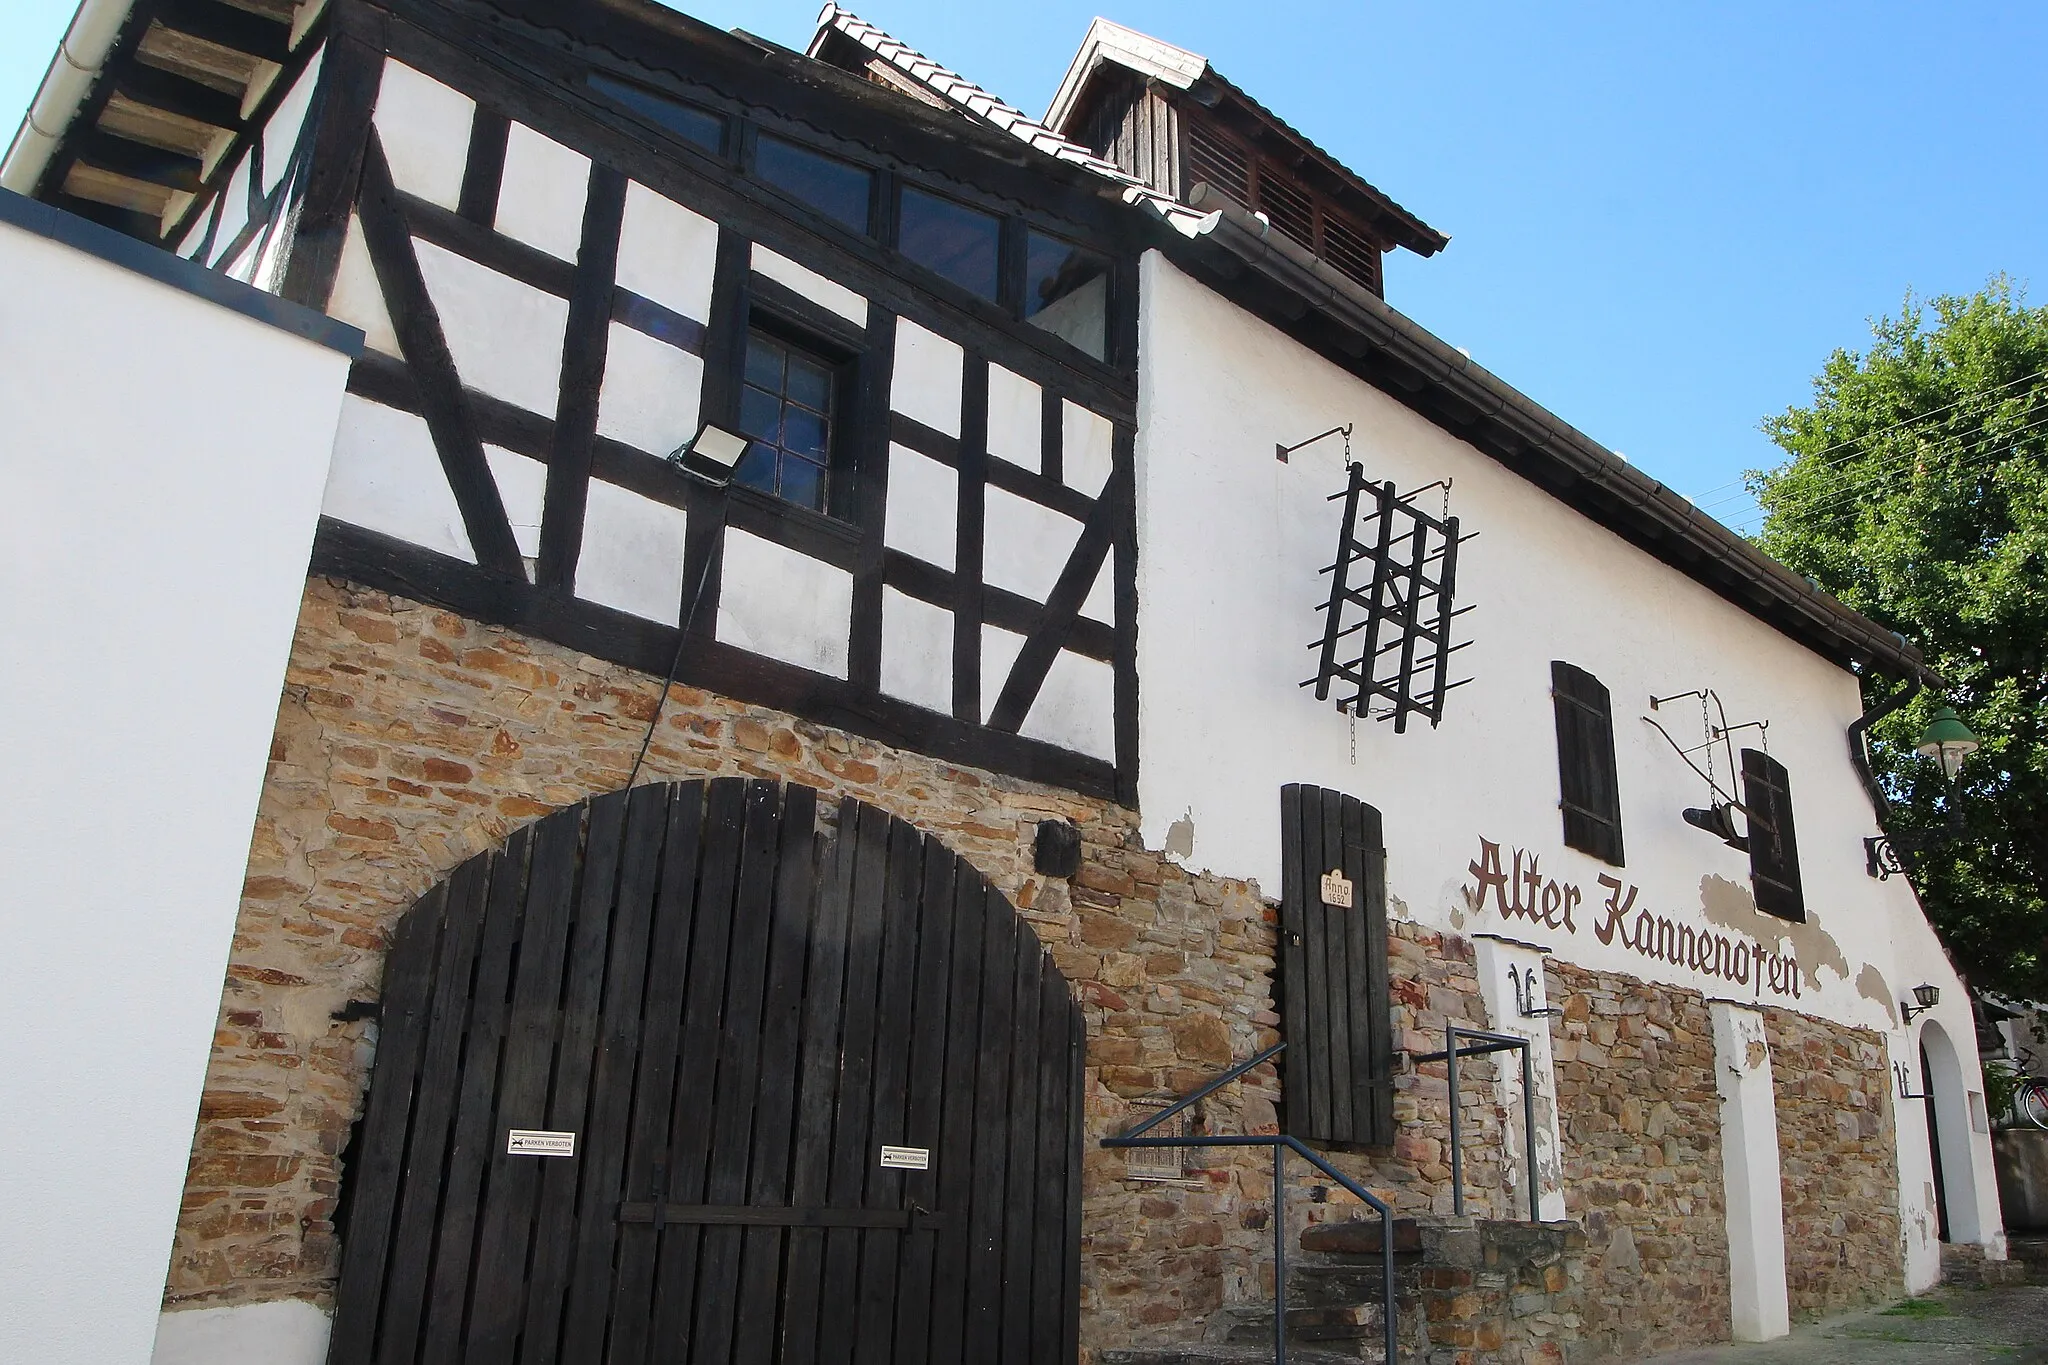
left=1741, top=749, right=1805, bottom=921
left=1550, top=661, right=1625, bottom=865
left=1278, top=784, right=1393, bottom=1147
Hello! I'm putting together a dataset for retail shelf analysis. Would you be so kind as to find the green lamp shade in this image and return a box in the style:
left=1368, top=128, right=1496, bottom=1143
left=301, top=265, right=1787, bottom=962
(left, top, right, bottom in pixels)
left=1915, top=707, right=1979, bottom=782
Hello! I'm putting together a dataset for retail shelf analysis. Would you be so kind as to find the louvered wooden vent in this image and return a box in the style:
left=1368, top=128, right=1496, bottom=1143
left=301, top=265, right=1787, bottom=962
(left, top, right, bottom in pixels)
left=1184, top=116, right=1384, bottom=297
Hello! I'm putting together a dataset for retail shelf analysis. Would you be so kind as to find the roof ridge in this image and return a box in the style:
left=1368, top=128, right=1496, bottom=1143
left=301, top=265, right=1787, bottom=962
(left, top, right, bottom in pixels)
left=811, top=4, right=1211, bottom=235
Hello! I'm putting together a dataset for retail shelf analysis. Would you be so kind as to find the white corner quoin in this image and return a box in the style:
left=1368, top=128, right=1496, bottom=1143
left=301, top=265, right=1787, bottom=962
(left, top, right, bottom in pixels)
left=0, top=197, right=357, bottom=1365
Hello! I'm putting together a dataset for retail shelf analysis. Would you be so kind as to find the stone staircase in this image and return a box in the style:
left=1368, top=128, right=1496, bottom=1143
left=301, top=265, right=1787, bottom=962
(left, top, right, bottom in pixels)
left=1099, top=1216, right=1586, bottom=1365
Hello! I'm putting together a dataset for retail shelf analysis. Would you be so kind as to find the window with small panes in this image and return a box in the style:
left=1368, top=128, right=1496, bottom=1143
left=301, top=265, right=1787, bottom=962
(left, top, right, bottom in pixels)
left=734, top=327, right=845, bottom=514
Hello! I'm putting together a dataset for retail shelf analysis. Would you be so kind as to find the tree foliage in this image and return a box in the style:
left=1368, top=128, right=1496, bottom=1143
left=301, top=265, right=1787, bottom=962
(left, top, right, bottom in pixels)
left=1749, top=277, right=2048, bottom=1001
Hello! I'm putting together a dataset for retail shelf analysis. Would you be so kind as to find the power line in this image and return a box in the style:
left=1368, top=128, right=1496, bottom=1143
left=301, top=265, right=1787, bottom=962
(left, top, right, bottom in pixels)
left=1728, top=410, right=2048, bottom=534
left=1685, top=366, right=2048, bottom=510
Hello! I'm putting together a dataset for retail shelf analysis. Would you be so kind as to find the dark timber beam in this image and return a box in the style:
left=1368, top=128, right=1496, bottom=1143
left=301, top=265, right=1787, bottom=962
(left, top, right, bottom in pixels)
left=73, top=128, right=205, bottom=194
left=115, top=61, right=247, bottom=131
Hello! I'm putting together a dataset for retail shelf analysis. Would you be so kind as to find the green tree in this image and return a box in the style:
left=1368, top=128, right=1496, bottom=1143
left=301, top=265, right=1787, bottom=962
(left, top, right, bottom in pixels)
left=1750, top=277, right=2048, bottom=1002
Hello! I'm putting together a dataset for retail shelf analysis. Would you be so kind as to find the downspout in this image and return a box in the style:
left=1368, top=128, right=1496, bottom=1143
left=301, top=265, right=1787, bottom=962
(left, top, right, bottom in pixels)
left=1848, top=669, right=1923, bottom=829
left=0, top=0, right=137, bottom=196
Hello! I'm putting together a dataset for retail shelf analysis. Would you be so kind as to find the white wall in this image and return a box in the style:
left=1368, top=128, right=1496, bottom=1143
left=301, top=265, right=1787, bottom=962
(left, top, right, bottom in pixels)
left=1135, top=249, right=2000, bottom=1248
left=1711, top=1002, right=1790, bottom=1339
left=1137, top=250, right=1952, bottom=1036
left=0, top=213, right=353, bottom=1365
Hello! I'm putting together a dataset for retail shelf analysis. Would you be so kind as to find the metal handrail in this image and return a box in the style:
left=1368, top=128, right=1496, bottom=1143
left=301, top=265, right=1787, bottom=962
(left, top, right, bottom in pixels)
left=1102, top=1042, right=1399, bottom=1365
left=1413, top=1023, right=1541, bottom=1223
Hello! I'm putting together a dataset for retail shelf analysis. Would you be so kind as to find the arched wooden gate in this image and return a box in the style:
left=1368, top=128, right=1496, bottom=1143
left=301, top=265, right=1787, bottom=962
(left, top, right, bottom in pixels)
left=329, top=779, right=1083, bottom=1364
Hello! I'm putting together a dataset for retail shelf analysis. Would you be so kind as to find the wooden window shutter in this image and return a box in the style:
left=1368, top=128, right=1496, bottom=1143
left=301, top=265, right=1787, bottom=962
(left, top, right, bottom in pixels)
left=1278, top=784, right=1394, bottom=1147
left=1741, top=748, right=1806, bottom=921
left=1550, top=662, right=1625, bottom=865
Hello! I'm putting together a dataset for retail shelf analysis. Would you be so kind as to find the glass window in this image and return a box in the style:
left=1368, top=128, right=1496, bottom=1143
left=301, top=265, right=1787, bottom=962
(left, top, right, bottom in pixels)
left=898, top=186, right=1002, bottom=299
left=1024, top=229, right=1110, bottom=359
left=754, top=135, right=871, bottom=233
left=736, top=329, right=837, bottom=512
left=586, top=73, right=723, bottom=152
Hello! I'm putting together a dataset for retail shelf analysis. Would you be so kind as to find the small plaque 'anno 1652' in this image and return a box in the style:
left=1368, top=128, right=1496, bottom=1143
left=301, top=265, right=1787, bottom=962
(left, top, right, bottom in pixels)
left=1319, top=868, right=1354, bottom=909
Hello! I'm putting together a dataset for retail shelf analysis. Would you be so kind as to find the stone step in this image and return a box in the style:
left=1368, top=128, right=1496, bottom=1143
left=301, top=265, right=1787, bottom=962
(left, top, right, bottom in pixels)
left=1221, top=1303, right=1388, bottom=1359
left=1101, top=1344, right=1382, bottom=1365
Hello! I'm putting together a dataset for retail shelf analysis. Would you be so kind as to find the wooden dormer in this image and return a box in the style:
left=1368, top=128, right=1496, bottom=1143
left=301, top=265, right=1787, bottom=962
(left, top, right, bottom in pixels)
left=1044, top=18, right=1448, bottom=299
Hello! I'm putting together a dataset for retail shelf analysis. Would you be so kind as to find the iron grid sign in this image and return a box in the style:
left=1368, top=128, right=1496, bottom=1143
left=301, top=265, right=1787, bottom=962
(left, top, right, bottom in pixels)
left=1306, top=462, right=1473, bottom=731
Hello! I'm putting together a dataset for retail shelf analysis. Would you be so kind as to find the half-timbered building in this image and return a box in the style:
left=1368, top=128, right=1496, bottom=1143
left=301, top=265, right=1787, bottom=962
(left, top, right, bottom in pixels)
left=0, top=2, right=2015, bottom=1363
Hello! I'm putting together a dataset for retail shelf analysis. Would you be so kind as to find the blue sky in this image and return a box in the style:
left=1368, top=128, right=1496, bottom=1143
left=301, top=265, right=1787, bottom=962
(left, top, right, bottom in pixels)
left=7, top=2, right=2043, bottom=530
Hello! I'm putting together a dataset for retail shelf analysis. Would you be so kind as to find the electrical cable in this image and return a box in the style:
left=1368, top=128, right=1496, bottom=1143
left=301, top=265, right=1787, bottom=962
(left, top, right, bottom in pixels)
left=1684, top=367, right=2048, bottom=510
left=1729, top=409, right=2048, bottom=533
left=1725, top=406, right=2048, bottom=530
left=621, top=536, right=721, bottom=792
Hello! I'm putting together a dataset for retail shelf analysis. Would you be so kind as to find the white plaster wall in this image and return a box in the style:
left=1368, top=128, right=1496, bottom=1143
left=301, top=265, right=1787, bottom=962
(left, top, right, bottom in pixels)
left=983, top=484, right=1079, bottom=602
left=616, top=183, right=718, bottom=320
left=575, top=480, right=688, bottom=624
left=892, top=319, right=963, bottom=436
left=413, top=238, right=567, bottom=415
left=881, top=587, right=954, bottom=713
left=328, top=217, right=400, bottom=357
left=717, top=530, right=853, bottom=678
left=322, top=396, right=475, bottom=562
left=596, top=322, right=703, bottom=457
left=884, top=444, right=957, bottom=570
left=1062, top=397, right=1114, bottom=496
left=373, top=60, right=473, bottom=212
left=987, top=363, right=1041, bottom=472
left=496, top=123, right=589, bottom=262
left=1135, top=250, right=1945, bottom=1037
left=1020, top=648, right=1116, bottom=761
left=1473, top=938, right=1566, bottom=1221
left=753, top=243, right=868, bottom=325
left=0, top=218, right=352, bottom=1365
left=152, top=1300, right=329, bottom=1365
left=1710, top=1002, right=1791, bottom=1340
left=1136, top=248, right=2005, bottom=1250
left=485, top=445, right=548, bottom=564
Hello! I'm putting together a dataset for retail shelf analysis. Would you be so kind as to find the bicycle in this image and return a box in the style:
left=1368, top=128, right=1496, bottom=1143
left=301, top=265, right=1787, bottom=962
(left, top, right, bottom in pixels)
left=2018, top=1074, right=2048, bottom=1130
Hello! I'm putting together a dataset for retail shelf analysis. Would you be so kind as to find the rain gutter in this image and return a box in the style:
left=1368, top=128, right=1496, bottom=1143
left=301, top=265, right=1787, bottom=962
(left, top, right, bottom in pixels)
left=1173, top=183, right=1944, bottom=689
left=1, top=0, right=137, bottom=195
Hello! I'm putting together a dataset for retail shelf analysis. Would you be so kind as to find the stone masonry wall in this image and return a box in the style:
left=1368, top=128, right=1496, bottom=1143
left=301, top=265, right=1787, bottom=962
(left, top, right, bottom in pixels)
left=1546, top=960, right=1729, bottom=1360
left=168, top=576, right=1526, bottom=1357
left=1763, top=1006, right=1902, bottom=1318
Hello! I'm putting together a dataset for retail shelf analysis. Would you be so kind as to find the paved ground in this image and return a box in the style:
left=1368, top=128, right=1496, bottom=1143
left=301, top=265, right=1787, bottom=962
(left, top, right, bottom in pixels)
left=1634, top=1285, right=2048, bottom=1365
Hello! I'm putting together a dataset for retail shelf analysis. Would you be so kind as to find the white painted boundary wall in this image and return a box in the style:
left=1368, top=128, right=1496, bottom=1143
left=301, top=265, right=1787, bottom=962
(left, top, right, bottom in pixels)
left=0, top=211, right=353, bottom=1365
left=1710, top=1002, right=1789, bottom=1340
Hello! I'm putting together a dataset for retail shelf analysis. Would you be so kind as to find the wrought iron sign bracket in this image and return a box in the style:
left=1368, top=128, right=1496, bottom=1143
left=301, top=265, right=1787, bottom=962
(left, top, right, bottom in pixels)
left=1305, top=460, right=1477, bottom=732
left=1865, top=816, right=1966, bottom=881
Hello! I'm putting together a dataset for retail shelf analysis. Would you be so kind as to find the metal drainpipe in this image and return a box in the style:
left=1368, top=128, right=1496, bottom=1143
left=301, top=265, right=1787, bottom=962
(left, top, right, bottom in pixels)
left=1848, top=671, right=1925, bottom=828
left=1, top=0, right=136, bottom=195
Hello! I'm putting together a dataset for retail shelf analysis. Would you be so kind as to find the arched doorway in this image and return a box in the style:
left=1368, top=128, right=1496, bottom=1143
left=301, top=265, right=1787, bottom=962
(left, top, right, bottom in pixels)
left=1919, top=1020, right=1984, bottom=1246
left=327, top=779, right=1083, bottom=1364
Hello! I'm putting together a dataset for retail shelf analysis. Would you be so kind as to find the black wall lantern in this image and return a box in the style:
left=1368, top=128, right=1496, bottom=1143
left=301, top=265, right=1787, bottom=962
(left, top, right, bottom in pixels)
left=1900, top=982, right=1941, bottom=1023
left=1865, top=707, right=1982, bottom=880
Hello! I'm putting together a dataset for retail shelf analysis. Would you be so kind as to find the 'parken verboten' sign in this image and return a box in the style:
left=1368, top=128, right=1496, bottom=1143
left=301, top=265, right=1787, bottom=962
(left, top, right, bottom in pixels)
left=1463, top=838, right=1803, bottom=1000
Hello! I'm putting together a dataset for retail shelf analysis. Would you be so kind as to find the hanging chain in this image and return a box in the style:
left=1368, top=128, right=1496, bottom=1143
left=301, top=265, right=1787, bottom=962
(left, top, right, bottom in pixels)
left=1700, top=692, right=1715, bottom=795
